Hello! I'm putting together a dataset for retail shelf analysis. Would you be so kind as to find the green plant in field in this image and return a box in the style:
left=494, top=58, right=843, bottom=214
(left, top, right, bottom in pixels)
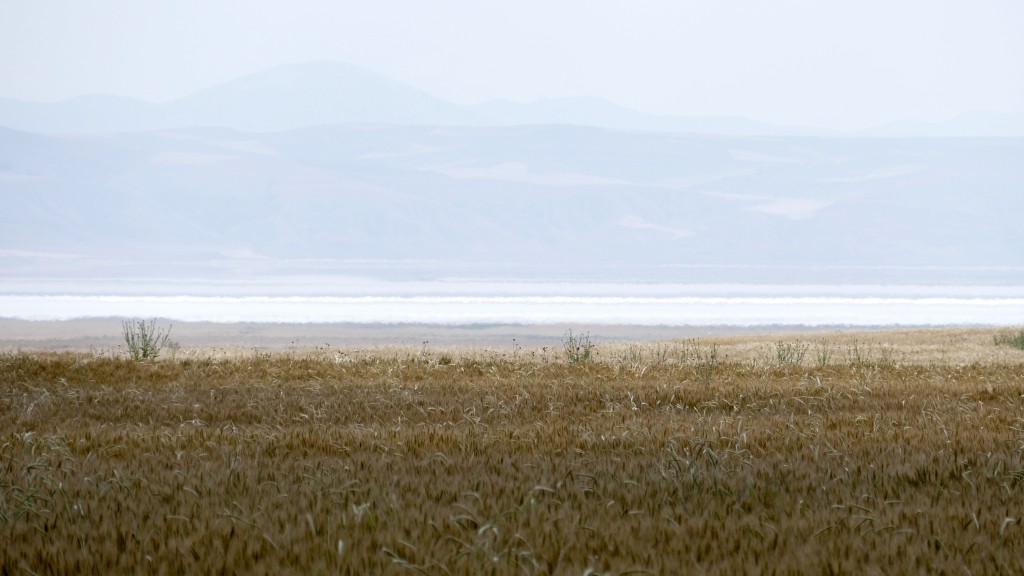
left=563, top=330, right=593, bottom=364
left=771, top=341, right=808, bottom=366
left=994, top=329, right=1024, bottom=351
left=678, top=338, right=719, bottom=384
left=814, top=339, right=833, bottom=367
left=698, top=342, right=719, bottom=385
left=845, top=338, right=868, bottom=366
left=121, top=319, right=175, bottom=361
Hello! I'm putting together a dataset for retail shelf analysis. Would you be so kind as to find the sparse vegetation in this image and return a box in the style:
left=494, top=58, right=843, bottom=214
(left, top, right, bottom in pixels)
left=2, top=331, right=1024, bottom=574
left=994, top=328, right=1024, bottom=351
left=693, top=340, right=719, bottom=384
left=814, top=338, right=834, bottom=367
left=121, top=318, right=175, bottom=361
left=769, top=339, right=808, bottom=366
left=562, top=329, right=593, bottom=364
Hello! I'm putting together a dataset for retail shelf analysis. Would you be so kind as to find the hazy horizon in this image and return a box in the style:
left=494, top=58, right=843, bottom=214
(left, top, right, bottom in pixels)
left=2, top=1, right=1023, bottom=329
left=3, top=1, right=1023, bottom=131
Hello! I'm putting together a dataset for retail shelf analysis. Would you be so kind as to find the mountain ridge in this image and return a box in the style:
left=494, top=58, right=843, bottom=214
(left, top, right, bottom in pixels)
left=3, top=60, right=1017, bottom=137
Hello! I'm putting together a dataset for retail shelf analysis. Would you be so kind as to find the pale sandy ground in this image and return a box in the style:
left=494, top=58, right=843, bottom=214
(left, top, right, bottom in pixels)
left=0, top=318, right=792, bottom=350
left=2, top=318, right=1022, bottom=366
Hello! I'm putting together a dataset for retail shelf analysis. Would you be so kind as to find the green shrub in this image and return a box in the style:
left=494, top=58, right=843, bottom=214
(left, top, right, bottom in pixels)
left=771, top=340, right=808, bottom=366
left=122, top=319, right=175, bottom=361
left=563, top=330, right=593, bottom=364
left=994, top=329, right=1024, bottom=351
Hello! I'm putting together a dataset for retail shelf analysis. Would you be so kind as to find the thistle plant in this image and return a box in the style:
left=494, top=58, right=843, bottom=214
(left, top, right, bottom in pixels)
left=563, top=330, right=593, bottom=364
left=121, top=318, right=174, bottom=361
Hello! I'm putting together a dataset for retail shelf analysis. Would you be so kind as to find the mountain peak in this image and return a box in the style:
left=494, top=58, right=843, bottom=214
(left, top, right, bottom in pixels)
left=166, top=60, right=465, bottom=131
left=178, top=60, right=407, bottom=97
left=3, top=61, right=1017, bottom=136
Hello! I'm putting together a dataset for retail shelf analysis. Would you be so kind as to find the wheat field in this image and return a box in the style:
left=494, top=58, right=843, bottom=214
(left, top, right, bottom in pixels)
left=2, top=329, right=1023, bottom=574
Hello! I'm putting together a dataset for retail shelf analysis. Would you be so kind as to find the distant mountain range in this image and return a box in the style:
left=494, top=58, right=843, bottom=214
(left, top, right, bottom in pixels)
left=1, top=60, right=1021, bottom=285
left=2, top=122, right=1021, bottom=281
left=2, top=60, right=1021, bottom=137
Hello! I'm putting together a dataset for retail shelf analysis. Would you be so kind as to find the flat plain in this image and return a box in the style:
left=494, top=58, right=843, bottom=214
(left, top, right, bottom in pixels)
left=2, top=327, right=1024, bottom=574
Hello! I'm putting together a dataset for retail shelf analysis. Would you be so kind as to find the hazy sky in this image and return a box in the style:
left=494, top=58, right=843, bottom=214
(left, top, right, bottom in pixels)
left=2, top=1, right=1022, bottom=130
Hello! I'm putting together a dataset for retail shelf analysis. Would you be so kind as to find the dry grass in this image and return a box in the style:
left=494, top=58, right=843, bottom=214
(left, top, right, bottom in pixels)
left=2, top=329, right=1024, bottom=574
